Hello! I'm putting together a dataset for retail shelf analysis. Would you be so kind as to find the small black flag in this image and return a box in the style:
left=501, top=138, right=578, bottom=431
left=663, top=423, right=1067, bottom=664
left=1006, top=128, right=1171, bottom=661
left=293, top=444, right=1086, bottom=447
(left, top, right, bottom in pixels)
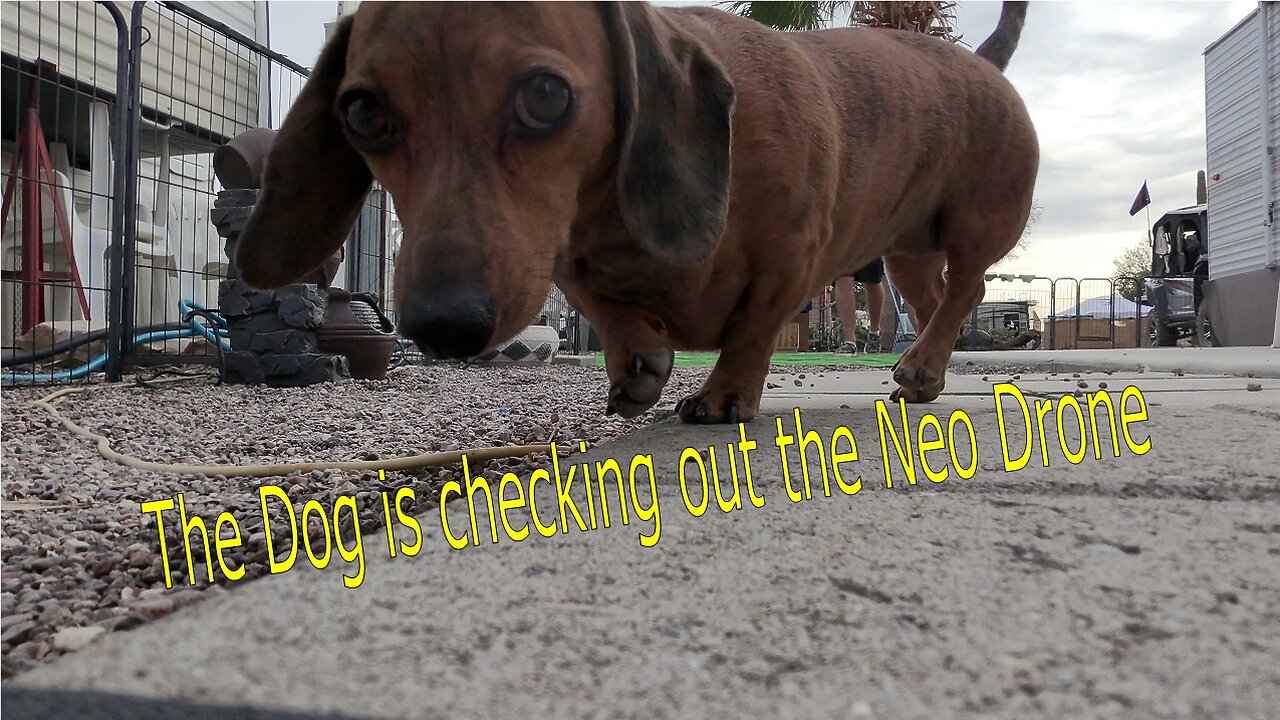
left=1129, top=181, right=1151, bottom=216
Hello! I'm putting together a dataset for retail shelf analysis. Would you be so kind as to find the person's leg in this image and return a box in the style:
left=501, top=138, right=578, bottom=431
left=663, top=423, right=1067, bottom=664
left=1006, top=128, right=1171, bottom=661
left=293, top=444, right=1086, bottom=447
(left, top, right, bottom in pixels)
left=864, top=281, right=885, bottom=352
left=853, top=259, right=886, bottom=352
left=865, top=281, right=884, bottom=332
left=832, top=276, right=859, bottom=353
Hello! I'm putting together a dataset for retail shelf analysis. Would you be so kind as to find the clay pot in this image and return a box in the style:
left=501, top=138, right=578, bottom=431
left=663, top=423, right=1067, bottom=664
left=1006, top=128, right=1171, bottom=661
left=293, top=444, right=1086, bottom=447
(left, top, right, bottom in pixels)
left=316, top=288, right=398, bottom=380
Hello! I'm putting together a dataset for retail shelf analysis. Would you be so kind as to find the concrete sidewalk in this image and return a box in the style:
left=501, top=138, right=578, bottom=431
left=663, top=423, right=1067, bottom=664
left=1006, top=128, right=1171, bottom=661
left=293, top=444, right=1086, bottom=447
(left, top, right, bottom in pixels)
left=6, top=368, right=1280, bottom=720
left=951, top=346, right=1280, bottom=378
left=562, top=346, right=1280, bottom=377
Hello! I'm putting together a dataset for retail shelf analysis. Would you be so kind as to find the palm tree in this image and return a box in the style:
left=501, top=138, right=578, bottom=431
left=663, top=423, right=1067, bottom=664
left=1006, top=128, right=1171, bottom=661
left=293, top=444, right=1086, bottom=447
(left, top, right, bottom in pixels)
left=718, top=1, right=843, bottom=31
left=719, top=1, right=962, bottom=41
left=848, top=1, right=962, bottom=41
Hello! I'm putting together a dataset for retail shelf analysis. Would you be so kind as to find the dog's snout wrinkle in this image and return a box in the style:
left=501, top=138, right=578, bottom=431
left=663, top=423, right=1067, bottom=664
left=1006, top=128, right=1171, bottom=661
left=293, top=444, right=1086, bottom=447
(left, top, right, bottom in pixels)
left=397, top=281, right=496, bottom=359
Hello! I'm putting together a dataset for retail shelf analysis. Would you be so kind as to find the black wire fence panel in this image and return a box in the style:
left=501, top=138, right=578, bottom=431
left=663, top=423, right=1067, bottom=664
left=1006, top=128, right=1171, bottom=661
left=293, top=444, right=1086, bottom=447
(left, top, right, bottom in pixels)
left=115, top=2, right=309, bottom=372
left=798, top=273, right=1155, bottom=353
left=1, top=1, right=129, bottom=385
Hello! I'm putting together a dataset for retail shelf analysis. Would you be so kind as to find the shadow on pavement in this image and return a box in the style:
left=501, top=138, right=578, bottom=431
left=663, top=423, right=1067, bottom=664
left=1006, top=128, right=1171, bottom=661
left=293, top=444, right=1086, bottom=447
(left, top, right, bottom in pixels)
left=2, top=688, right=379, bottom=720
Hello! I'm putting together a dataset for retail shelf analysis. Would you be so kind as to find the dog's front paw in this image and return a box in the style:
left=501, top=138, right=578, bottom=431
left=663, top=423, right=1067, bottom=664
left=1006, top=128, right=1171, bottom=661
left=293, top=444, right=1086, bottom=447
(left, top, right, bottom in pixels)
left=889, top=379, right=944, bottom=404
left=607, top=348, right=675, bottom=418
left=675, top=388, right=757, bottom=425
left=891, top=350, right=947, bottom=393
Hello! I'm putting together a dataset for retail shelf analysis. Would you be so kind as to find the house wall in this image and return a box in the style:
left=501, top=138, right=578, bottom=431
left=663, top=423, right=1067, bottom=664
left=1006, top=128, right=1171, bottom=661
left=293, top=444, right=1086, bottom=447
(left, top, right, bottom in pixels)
left=1204, top=267, right=1280, bottom=345
left=184, top=1, right=260, bottom=37
left=1, top=1, right=264, bottom=140
left=1204, top=6, right=1280, bottom=345
left=1205, top=8, right=1271, bottom=280
left=0, top=3, right=122, bottom=98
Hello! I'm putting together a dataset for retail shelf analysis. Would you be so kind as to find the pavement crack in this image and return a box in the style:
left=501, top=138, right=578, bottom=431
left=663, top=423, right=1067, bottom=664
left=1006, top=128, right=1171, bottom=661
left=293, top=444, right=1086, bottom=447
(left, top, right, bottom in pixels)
left=1238, top=522, right=1280, bottom=534
left=997, top=542, right=1073, bottom=571
left=1212, top=405, right=1280, bottom=423
left=828, top=576, right=893, bottom=603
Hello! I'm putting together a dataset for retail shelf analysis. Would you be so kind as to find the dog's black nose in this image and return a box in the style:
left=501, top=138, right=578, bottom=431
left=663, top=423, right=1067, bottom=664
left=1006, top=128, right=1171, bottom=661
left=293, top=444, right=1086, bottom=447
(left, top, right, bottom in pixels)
left=397, top=281, right=496, bottom=359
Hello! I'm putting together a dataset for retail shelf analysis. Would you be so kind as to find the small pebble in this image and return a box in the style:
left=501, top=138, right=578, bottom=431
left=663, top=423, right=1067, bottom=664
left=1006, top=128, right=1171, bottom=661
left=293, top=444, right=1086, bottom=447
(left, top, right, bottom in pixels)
left=51, top=626, right=106, bottom=652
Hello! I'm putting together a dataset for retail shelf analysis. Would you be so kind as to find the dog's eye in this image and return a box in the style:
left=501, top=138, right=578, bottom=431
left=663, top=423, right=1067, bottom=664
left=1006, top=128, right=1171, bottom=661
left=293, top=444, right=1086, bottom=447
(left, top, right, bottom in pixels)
left=338, top=88, right=398, bottom=151
left=514, top=73, right=572, bottom=134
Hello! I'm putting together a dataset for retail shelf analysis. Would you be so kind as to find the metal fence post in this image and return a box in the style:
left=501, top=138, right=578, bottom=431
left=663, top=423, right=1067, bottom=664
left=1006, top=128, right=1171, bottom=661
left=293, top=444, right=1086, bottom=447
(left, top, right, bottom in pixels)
left=1048, top=279, right=1057, bottom=349
left=100, top=1, right=133, bottom=382
left=1070, top=278, right=1081, bottom=349
left=109, top=2, right=149, bottom=374
left=1131, top=275, right=1144, bottom=347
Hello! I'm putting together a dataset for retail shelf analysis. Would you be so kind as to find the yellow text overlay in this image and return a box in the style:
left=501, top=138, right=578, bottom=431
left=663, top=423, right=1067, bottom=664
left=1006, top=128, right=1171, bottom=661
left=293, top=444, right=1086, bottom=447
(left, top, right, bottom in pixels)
left=139, top=384, right=1154, bottom=589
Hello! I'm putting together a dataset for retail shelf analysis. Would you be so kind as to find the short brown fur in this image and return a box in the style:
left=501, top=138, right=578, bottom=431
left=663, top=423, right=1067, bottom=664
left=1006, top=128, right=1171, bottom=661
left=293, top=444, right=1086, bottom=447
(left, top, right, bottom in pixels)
left=236, top=1, right=1039, bottom=424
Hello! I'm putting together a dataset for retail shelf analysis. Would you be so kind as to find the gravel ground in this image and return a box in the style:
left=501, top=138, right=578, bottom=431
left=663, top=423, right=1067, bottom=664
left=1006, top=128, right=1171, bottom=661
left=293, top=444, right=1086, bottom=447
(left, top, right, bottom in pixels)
left=1, top=359, right=892, bottom=677
left=948, top=359, right=1134, bottom=398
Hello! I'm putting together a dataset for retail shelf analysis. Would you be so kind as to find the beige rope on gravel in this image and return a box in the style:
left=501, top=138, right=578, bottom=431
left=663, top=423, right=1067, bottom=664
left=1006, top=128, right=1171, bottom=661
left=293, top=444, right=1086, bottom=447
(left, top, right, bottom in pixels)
left=34, top=386, right=553, bottom=479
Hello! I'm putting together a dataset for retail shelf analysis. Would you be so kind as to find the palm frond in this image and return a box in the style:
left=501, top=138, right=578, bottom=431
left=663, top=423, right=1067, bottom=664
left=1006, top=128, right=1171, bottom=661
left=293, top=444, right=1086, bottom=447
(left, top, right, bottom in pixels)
left=717, top=1, right=849, bottom=31
left=719, top=1, right=964, bottom=44
left=849, top=1, right=964, bottom=45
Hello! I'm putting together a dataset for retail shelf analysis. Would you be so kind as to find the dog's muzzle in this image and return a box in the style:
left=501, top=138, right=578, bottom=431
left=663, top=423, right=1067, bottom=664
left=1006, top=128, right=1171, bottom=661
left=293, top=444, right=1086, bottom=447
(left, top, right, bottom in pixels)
left=396, top=280, right=496, bottom=359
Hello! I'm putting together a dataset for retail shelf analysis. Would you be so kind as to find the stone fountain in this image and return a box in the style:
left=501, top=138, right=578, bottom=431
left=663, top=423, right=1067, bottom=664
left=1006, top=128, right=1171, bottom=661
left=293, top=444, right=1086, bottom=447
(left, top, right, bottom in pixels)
left=211, top=129, right=397, bottom=386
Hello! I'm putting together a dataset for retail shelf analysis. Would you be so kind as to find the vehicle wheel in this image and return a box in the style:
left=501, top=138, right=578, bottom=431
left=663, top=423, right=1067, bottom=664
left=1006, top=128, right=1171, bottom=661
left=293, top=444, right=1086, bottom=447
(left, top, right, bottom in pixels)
left=1148, top=311, right=1175, bottom=347
left=1194, top=305, right=1221, bottom=347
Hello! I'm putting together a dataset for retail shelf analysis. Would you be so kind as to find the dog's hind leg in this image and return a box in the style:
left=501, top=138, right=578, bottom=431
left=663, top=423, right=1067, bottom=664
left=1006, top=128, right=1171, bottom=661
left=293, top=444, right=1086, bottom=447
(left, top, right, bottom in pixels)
left=884, top=252, right=945, bottom=330
left=890, top=208, right=1023, bottom=403
left=883, top=252, right=948, bottom=402
left=680, top=270, right=819, bottom=420
left=675, top=279, right=812, bottom=425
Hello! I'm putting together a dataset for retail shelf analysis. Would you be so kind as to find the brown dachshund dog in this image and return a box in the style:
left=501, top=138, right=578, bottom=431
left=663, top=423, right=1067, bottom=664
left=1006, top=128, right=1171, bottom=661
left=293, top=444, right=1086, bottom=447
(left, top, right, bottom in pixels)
left=236, top=1, right=1038, bottom=424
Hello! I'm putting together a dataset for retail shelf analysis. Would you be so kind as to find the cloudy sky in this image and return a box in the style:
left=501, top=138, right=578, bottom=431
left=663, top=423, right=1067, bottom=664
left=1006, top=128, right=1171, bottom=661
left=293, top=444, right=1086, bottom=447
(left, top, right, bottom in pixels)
left=266, top=0, right=1255, bottom=279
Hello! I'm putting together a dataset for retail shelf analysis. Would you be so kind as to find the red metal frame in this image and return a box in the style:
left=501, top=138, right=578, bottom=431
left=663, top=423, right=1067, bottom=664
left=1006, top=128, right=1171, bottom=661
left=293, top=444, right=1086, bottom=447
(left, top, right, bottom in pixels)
left=0, top=64, right=92, bottom=333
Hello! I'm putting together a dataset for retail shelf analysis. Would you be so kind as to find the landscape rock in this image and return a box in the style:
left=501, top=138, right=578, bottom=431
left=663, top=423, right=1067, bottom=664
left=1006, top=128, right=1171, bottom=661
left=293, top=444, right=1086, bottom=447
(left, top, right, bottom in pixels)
left=50, top=626, right=105, bottom=652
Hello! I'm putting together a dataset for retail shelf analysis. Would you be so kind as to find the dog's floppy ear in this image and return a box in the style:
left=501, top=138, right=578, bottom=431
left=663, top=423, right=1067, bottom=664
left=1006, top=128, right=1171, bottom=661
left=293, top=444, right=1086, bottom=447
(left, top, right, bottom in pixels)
left=235, top=16, right=372, bottom=289
left=599, top=2, right=735, bottom=267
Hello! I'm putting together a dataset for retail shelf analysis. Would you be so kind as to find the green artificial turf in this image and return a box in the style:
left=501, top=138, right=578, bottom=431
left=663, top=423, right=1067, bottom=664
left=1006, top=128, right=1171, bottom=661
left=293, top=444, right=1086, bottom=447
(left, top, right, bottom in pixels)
left=595, top=350, right=901, bottom=369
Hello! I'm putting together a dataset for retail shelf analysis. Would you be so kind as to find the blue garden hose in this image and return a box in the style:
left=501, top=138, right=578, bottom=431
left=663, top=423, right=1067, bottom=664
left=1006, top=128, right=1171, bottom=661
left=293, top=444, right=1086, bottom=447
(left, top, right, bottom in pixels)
left=2, top=300, right=230, bottom=384
left=177, top=299, right=230, bottom=349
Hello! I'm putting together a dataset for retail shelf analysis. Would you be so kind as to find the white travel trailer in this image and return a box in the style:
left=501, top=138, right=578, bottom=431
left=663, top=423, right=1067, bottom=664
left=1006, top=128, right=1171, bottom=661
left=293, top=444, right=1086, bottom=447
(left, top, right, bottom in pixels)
left=1204, top=3, right=1280, bottom=347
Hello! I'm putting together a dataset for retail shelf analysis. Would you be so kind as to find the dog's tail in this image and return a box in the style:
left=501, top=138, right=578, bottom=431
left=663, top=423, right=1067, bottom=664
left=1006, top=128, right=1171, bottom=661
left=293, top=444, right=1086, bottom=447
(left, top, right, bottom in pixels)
left=974, top=1, right=1028, bottom=72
